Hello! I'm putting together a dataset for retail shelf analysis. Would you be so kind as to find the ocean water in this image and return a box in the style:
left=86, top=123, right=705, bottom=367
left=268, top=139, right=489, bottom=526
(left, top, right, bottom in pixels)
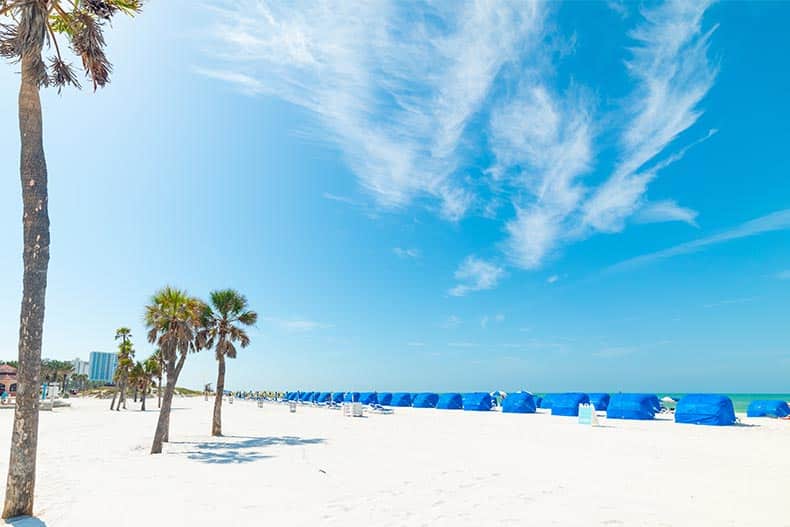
left=662, top=394, right=790, bottom=413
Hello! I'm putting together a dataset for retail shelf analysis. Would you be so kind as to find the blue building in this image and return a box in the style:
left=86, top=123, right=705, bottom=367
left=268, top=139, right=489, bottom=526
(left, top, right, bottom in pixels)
left=89, top=351, right=118, bottom=383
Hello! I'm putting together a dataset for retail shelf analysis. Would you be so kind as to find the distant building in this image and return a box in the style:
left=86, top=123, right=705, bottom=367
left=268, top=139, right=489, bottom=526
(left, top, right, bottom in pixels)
left=88, top=351, right=117, bottom=383
left=71, top=358, right=89, bottom=376
left=0, top=364, right=17, bottom=395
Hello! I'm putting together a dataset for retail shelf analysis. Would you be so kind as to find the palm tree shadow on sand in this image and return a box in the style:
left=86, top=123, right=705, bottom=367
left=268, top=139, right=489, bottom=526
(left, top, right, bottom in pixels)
left=4, top=517, right=47, bottom=526
left=171, top=435, right=325, bottom=464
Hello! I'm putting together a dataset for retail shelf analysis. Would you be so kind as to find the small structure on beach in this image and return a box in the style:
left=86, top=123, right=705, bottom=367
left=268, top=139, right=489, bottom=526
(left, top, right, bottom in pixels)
left=462, top=392, right=493, bottom=411
left=606, top=393, right=660, bottom=420
left=588, top=393, right=610, bottom=411
left=0, top=364, right=17, bottom=396
left=436, top=393, right=463, bottom=410
left=343, top=392, right=361, bottom=403
left=391, top=392, right=413, bottom=407
left=746, top=400, right=790, bottom=418
left=539, top=394, right=556, bottom=409
left=359, top=392, right=378, bottom=405
left=412, top=392, right=439, bottom=408
left=331, top=392, right=345, bottom=404
left=550, top=393, right=590, bottom=416
left=675, top=394, right=736, bottom=426
left=317, top=392, right=332, bottom=404
left=502, top=392, right=537, bottom=414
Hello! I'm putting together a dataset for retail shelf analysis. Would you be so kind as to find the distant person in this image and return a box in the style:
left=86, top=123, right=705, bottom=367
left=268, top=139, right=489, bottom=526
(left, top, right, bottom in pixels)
left=0, top=389, right=8, bottom=405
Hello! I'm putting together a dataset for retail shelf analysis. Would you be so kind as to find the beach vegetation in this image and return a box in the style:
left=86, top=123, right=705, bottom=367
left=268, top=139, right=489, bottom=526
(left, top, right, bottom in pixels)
left=145, top=287, right=206, bottom=454
left=199, top=289, right=258, bottom=436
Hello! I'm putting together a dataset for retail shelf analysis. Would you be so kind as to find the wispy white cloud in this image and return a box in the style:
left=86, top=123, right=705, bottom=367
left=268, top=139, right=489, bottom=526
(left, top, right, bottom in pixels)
left=481, top=313, right=506, bottom=328
left=205, top=0, right=546, bottom=221
left=205, top=0, right=719, bottom=289
left=449, top=256, right=505, bottom=296
left=393, top=247, right=420, bottom=259
left=546, top=274, right=559, bottom=284
left=407, top=341, right=425, bottom=347
left=583, top=1, right=718, bottom=232
left=491, top=85, right=594, bottom=269
left=635, top=199, right=699, bottom=227
left=609, top=209, right=790, bottom=271
left=264, top=316, right=332, bottom=332
left=322, top=192, right=358, bottom=206
left=439, top=315, right=461, bottom=329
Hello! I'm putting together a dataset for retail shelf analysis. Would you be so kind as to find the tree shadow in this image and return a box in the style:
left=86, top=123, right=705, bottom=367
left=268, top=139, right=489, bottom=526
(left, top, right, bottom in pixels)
left=4, top=517, right=47, bottom=526
left=171, top=435, right=325, bottom=464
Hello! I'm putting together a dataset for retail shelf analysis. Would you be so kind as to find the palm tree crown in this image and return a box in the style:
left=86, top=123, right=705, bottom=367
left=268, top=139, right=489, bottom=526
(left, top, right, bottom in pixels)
left=145, top=287, right=205, bottom=363
left=201, top=289, right=258, bottom=360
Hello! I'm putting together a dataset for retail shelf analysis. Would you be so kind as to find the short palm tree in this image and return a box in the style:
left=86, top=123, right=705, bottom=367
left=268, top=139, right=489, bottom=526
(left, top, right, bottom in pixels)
left=200, top=290, right=258, bottom=436
left=145, top=287, right=205, bottom=454
left=139, top=354, right=161, bottom=412
left=1, top=1, right=142, bottom=518
left=112, top=328, right=133, bottom=410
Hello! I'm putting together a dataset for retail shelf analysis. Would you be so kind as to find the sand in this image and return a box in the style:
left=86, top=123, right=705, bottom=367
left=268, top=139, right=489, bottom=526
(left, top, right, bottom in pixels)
left=1, top=397, right=788, bottom=526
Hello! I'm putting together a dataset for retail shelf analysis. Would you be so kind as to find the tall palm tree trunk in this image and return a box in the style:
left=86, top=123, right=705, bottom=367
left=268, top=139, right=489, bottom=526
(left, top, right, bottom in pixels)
left=140, top=382, right=147, bottom=411
left=110, top=388, right=118, bottom=410
left=212, top=355, right=225, bottom=436
left=3, top=43, right=50, bottom=520
left=151, top=353, right=186, bottom=454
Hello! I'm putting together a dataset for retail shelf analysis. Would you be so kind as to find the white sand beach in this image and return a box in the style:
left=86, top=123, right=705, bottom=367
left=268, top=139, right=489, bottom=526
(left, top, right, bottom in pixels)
left=1, top=397, right=788, bottom=526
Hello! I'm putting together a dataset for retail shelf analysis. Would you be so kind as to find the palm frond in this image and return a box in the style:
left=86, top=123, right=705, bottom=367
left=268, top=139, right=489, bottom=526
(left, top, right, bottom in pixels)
left=70, top=11, right=110, bottom=90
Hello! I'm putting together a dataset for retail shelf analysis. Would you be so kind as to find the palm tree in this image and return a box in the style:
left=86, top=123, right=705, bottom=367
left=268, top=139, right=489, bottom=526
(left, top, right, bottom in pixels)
left=113, top=328, right=133, bottom=410
left=145, top=287, right=205, bottom=454
left=138, top=355, right=160, bottom=412
left=1, top=1, right=142, bottom=518
left=200, top=290, right=257, bottom=436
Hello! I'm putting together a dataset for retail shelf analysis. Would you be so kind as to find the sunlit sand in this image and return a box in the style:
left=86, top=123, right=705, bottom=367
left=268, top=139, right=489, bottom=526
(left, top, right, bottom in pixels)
left=1, top=397, right=787, bottom=526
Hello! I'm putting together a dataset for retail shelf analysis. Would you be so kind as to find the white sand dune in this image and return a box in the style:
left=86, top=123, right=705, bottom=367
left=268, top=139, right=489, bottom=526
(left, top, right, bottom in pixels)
left=1, top=397, right=788, bottom=526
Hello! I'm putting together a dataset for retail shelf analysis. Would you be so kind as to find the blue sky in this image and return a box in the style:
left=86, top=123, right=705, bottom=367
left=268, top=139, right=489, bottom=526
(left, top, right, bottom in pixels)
left=0, top=0, right=788, bottom=393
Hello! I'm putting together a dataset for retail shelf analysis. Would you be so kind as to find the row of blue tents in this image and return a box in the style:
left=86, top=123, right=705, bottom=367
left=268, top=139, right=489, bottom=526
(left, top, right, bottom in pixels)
left=283, top=391, right=495, bottom=410
left=282, top=391, right=789, bottom=426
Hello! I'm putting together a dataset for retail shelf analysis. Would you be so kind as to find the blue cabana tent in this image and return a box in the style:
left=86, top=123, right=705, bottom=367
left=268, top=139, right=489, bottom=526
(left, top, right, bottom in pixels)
left=413, top=392, right=439, bottom=408
left=539, top=394, right=556, bottom=409
left=316, top=392, right=331, bottom=404
left=747, top=400, right=790, bottom=418
left=588, top=393, right=610, bottom=411
left=551, top=393, right=590, bottom=416
left=310, top=392, right=321, bottom=403
left=331, top=392, right=344, bottom=404
left=343, top=392, right=361, bottom=403
left=359, top=392, right=378, bottom=405
left=378, top=393, right=393, bottom=406
left=436, top=393, right=463, bottom=409
left=299, top=392, right=312, bottom=402
left=534, top=396, right=543, bottom=408
left=462, top=392, right=493, bottom=411
left=391, top=392, right=413, bottom=407
left=607, top=393, right=660, bottom=420
left=502, top=392, right=537, bottom=414
left=675, top=394, right=736, bottom=426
